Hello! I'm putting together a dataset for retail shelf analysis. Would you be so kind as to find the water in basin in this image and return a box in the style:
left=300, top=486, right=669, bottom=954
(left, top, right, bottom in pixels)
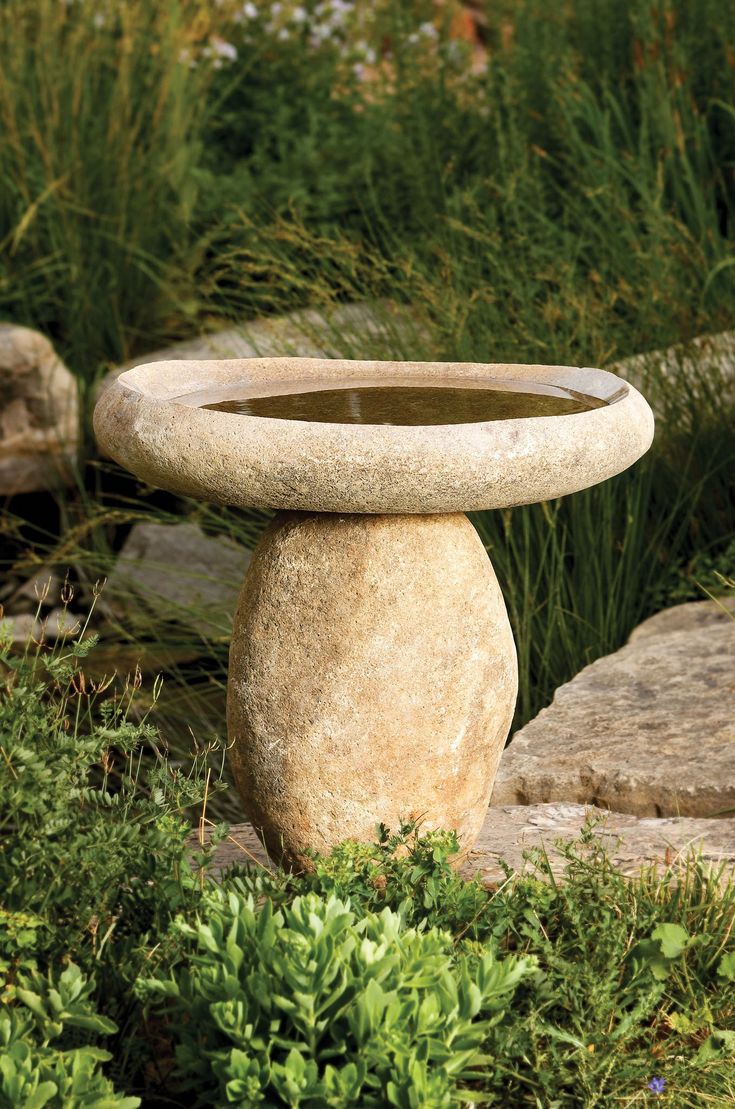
left=187, top=377, right=605, bottom=426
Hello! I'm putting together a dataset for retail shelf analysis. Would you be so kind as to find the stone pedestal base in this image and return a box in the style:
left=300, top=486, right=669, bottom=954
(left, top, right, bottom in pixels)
left=227, top=511, right=517, bottom=869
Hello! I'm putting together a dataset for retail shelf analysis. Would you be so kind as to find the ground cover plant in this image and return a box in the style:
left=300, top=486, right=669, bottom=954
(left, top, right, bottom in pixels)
left=2, top=630, right=735, bottom=1106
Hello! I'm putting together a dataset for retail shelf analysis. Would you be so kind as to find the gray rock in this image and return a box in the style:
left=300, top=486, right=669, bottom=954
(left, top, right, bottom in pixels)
left=97, top=302, right=418, bottom=402
left=104, top=521, right=252, bottom=638
left=4, top=569, right=64, bottom=610
left=492, top=599, right=735, bottom=818
left=199, top=803, right=735, bottom=885
left=629, top=595, right=735, bottom=641
left=2, top=608, right=83, bottom=645
left=0, top=324, right=79, bottom=493
left=614, top=328, right=735, bottom=416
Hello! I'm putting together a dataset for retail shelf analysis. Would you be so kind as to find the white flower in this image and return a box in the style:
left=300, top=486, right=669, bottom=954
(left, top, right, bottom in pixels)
left=309, top=25, right=331, bottom=46
left=211, top=37, right=238, bottom=62
left=242, top=1, right=258, bottom=17
left=419, top=21, right=438, bottom=39
left=291, top=5, right=307, bottom=21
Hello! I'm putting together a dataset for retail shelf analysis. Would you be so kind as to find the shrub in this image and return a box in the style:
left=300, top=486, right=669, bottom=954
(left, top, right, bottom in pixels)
left=0, top=604, right=224, bottom=1088
left=1, top=963, right=138, bottom=1108
left=138, top=887, right=533, bottom=1107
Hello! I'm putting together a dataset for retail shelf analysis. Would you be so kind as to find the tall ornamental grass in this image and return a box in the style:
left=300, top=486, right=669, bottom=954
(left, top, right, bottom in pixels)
left=0, top=0, right=213, bottom=384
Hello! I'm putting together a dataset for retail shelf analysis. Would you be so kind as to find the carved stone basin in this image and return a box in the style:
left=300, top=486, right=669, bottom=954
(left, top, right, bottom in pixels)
left=94, top=357, right=654, bottom=867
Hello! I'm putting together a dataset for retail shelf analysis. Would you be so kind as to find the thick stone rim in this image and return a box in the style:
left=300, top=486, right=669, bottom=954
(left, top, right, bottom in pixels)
left=93, top=357, right=655, bottom=512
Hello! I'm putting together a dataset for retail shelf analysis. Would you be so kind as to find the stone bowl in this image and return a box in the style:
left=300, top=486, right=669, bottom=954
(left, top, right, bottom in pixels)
left=93, top=357, right=654, bottom=514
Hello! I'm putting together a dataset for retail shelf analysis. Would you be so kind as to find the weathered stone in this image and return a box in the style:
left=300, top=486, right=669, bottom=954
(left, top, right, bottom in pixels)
left=104, top=521, right=252, bottom=638
left=5, top=569, right=64, bottom=610
left=200, top=803, right=735, bottom=885
left=227, top=512, right=518, bottom=869
left=0, top=323, right=79, bottom=493
left=93, top=357, right=653, bottom=514
left=615, top=328, right=735, bottom=414
left=492, top=599, right=735, bottom=818
left=3, top=608, right=83, bottom=645
left=98, top=303, right=417, bottom=401
left=628, top=595, right=735, bottom=642
left=94, top=354, right=653, bottom=868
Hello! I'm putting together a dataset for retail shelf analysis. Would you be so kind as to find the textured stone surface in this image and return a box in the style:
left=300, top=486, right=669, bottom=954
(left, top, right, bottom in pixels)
left=492, top=599, right=735, bottom=818
left=227, top=512, right=517, bottom=869
left=0, top=323, right=78, bottom=493
left=615, top=328, right=735, bottom=415
left=200, top=803, right=735, bottom=884
left=2, top=608, right=83, bottom=645
left=104, top=521, right=252, bottom=637
left=98, top=303, right=416, bottom=400
left=629, top=595, right=735, bottom=642
left=93, top=356, right=654, bottom=513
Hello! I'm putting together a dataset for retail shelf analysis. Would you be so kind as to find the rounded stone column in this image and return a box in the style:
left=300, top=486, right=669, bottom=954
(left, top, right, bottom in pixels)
left=228, top=511, right=517, bottom=869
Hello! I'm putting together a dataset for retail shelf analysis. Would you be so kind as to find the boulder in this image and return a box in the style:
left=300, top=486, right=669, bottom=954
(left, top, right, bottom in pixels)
left=492, top=598, right=735, bottom=818
left=0, top=324, right=79, bottom=493
left=103, top=521, right=252, bottom=638
left=97, top=302, right=418, bottom=401
left=199, top=803, right=735, bottom=886
left=227, top=511, right=517, bottom=869
left=2, top=608, right=83, bottom=645
left=614, top=328, right=735, bottom=416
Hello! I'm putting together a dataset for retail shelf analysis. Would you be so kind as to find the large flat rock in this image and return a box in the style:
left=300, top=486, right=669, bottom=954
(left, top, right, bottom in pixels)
left=104, top=521, right=252, bottom=638
left=492, top=599, right=735, bottom=818
left=199, top=803, right=735, bottom=885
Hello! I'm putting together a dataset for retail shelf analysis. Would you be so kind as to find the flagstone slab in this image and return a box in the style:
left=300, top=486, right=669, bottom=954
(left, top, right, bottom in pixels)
left=198, top=802, right=735, bottom=885
left=491, top=599, right=735, bottom=818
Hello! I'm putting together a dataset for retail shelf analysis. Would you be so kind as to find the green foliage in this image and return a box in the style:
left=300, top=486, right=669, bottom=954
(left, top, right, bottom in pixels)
left=665, top=537, right=735, bottom=604
left=0, top=0, right=214, bottom=380
left=299, top=821, right=491, bottom=939
left=1, top=963, right=138, bottom=1108
left=631, top=922, right=693, bottom=981
left=0, top=613, right=223, bottom=1089
left=244, top=823, right=734, bottom=1105
left=137, top=887, right=533, bottom=1107
left=2, top=0, right=735, bottom=378
left=0, top=618, right=214, bottom=978
left=2, top=623, right=735, bottom=1107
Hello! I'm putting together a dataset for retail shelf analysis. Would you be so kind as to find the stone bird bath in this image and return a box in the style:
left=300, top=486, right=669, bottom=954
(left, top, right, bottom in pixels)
left=94, top=358, right=654, bottom=868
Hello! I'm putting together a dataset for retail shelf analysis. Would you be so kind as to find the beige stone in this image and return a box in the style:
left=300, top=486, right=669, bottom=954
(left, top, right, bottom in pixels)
left=200, top=803, right=735, bottom=885
left=93, top=356, right=653, bottom=514
left=227, top=512, right=517, bottom=868
left=0, top=323, right=78, bottom=494
left=492, top=599, right=735, bottom=817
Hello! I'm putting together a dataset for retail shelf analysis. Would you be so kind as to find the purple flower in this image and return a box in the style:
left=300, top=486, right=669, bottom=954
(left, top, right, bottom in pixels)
left=647, top=1077, right=666, bottom=1095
